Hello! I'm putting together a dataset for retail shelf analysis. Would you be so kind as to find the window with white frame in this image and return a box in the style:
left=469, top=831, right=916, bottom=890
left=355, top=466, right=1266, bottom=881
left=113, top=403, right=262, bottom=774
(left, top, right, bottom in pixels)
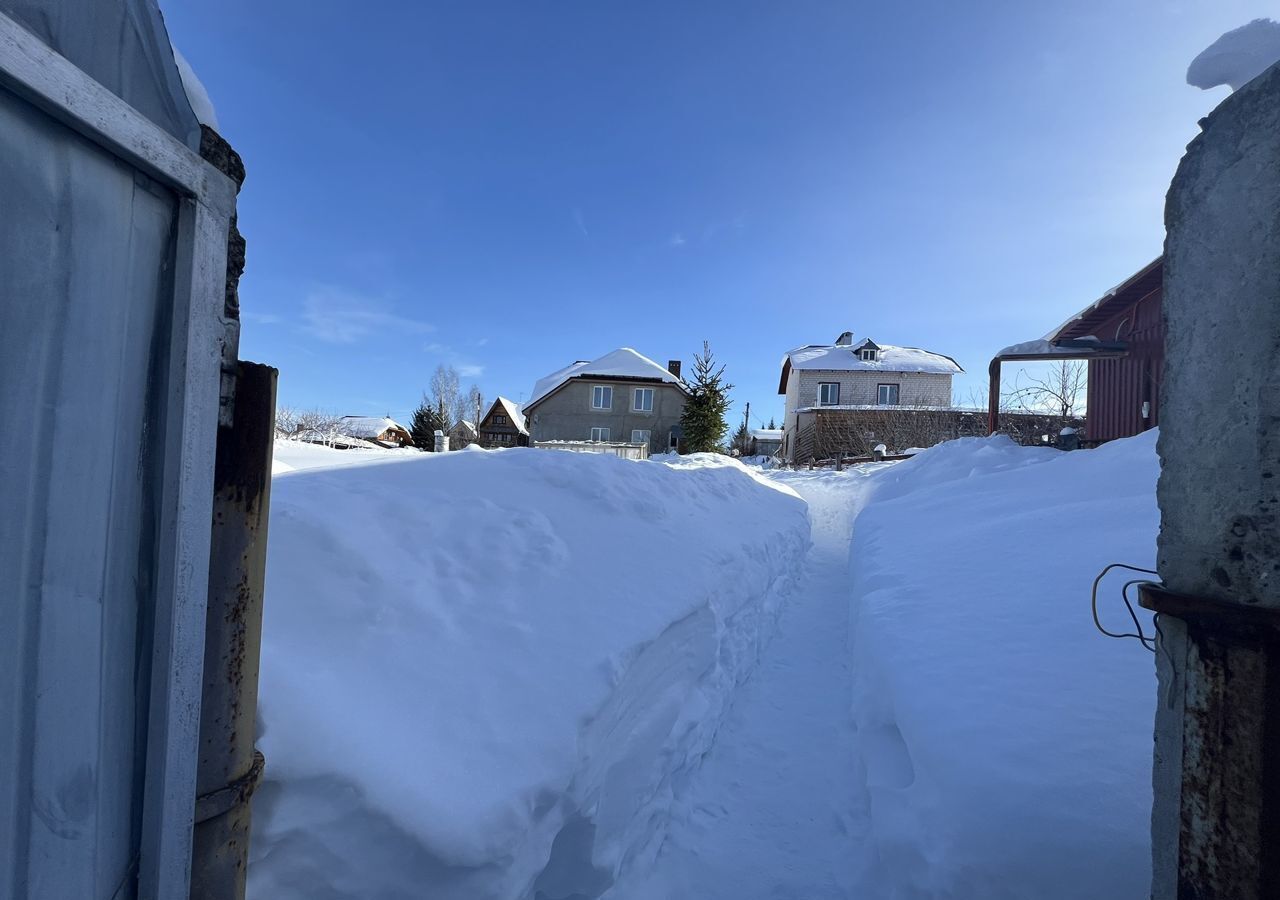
left=632, top=387, right=654, bottom=412
left=860, top=348, right=878, bottom=361
left=631, top=429, right=651, bottom=446
left=590, top=426, right=610, bottom=441
left=818, top=382, right=840, bottom=405
left=877, top=383, right=900, bottom=405
left=592, top=385, right=613, bottom=409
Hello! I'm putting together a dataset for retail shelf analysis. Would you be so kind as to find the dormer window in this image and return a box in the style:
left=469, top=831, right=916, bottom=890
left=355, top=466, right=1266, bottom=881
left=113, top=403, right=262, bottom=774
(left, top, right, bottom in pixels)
left=860, top=348, right=879, bottom=362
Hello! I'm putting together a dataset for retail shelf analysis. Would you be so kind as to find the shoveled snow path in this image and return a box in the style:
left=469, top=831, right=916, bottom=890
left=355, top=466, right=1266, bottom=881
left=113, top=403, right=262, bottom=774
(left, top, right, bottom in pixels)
left=608, top=465, right=889, bottom=899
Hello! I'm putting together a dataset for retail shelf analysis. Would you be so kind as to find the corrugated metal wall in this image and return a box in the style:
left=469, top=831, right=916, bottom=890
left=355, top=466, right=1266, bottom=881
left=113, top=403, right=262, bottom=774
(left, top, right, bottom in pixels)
left=1086, top=287, right=1164, bottom=442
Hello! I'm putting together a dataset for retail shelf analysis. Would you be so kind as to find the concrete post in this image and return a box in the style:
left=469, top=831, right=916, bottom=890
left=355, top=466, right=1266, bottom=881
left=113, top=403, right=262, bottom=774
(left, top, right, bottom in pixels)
left=190, top=362, right=276, bottom=900
left=1148, top=61, right=1280, bottom=899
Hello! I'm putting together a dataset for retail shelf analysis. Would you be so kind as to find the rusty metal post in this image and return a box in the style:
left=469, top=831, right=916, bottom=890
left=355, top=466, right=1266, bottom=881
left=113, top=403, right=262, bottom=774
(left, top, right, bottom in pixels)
left=987, top=357, right=1001, bottom=435
left=190, top=361, right=276, bottom=900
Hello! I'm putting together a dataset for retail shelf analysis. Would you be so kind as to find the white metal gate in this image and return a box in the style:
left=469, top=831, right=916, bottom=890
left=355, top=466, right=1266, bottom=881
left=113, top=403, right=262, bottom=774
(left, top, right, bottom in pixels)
left=0, top=9, right=234, bottom=899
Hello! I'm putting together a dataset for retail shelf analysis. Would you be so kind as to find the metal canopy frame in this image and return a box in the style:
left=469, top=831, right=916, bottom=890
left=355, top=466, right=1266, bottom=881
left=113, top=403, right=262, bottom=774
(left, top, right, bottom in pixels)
left=0, top=11, right=235, bottom=899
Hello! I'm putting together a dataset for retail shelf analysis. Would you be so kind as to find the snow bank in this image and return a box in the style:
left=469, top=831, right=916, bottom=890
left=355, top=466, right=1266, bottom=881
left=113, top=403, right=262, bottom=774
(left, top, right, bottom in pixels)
left=848, top=433, right=1159, bottom=899
left=249, top=447, right=808, bottom=899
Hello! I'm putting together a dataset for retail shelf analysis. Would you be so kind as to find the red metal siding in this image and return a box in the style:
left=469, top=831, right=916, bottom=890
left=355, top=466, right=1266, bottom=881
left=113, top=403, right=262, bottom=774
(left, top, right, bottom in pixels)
left=1085, top=285, right=1164, bottom=442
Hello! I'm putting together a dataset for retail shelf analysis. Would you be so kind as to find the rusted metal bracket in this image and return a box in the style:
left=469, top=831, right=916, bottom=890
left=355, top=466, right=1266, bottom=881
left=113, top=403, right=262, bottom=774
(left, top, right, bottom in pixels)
left=1139, top=583, right=1280, bottom=899
left=194, top=751, right=265, bottom=825
left=1139, top=584, right=1280, bottom=642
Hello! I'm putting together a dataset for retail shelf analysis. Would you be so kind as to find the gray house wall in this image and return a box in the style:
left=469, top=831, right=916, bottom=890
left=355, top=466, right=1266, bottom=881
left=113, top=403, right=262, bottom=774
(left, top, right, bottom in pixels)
left=781, top=369, right=954, bottom=462
left=525, top=379, right=687, bottom=453
left=791, top=370, right=952, bottom=410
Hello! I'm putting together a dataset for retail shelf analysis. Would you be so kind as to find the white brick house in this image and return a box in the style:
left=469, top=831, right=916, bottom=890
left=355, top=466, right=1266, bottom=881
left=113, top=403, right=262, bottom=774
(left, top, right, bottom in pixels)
left=777, top=332, right=963, bottom=462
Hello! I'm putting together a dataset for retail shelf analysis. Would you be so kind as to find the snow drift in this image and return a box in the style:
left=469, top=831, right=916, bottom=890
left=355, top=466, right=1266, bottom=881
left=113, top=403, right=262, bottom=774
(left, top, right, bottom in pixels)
left=248, top=444, right=809, bottom=899
left=848, top=433, right=1159, bottom=899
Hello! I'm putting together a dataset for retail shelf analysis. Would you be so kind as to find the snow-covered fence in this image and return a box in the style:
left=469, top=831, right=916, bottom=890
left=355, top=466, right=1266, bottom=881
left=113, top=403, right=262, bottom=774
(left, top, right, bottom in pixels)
left=533, top=439, right=650, bottom=460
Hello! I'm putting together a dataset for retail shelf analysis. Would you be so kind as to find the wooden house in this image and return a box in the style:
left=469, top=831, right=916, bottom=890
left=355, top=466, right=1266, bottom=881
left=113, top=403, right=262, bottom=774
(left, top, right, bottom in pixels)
left=477, top=397, right=529, bottom=448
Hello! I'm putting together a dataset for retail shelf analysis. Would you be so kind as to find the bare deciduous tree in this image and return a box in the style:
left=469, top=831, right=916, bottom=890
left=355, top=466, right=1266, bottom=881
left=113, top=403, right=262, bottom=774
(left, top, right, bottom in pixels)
left=430, top=364, right=461, bottom=433
left=1006, top=361, right=1087, bottom=420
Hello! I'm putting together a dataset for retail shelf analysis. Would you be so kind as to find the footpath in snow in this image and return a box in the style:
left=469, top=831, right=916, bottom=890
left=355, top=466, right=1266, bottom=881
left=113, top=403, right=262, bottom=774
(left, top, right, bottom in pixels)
left=613, top=434, right=1161, bottom=899
left=250, top=435, right=1162, bottom=899
left=606, top=465, right=887, bottom=899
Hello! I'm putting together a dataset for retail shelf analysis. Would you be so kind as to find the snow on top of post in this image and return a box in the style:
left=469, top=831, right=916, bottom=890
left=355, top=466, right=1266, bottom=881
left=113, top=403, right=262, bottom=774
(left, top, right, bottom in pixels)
left=526, top=348, right=688, bottom=408
left=1188, top=18, right=1280, bottom=92
left=171, top=45, right=219, bottom=128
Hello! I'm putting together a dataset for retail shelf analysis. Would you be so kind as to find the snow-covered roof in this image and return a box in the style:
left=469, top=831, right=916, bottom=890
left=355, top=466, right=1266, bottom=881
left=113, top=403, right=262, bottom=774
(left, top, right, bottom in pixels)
left=339, top=416, right=409, bottom=439
left=750, top=429, right=784, bottom=441
left=494, top=397, right=528, bottom=435
left=780, top=340, right=963, bottom=390
left=997, top=257, right=1163, bottom=358
left=294, top=430, right=384, bottom=450
left=993, top=337, right=1104, bottom=358
left=527, top=348, right=687, bottom=409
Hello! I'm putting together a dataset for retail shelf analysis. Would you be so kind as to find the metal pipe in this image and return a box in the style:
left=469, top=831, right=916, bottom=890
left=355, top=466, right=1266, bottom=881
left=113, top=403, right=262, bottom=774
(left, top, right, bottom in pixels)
left=189, top=361, right=277, bottom=900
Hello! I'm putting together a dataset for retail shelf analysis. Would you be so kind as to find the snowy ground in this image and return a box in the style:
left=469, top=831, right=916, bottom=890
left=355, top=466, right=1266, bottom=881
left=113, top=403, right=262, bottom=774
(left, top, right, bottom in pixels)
left=606, top=464, right=890, bottom=899
left=251, top=435, right=1160, bottom=899
left=250, top=443, right=809, bottom=900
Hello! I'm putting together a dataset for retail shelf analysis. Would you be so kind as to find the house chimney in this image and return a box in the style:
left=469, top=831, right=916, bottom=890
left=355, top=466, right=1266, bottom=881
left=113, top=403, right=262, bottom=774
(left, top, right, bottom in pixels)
left=835, top=331, right=854, bottom=346
left=668, top=360, right=682, bottom=378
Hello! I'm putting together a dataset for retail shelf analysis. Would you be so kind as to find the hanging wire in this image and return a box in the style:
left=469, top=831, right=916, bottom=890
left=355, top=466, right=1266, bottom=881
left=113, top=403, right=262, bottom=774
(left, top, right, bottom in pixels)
left=1091, top=562, right=1160, bottom=653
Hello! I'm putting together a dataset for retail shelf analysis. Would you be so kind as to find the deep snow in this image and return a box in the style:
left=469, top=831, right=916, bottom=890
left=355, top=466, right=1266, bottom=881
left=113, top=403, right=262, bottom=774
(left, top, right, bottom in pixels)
left=249, top=443, right=809, bottom=899
left=847, top=433, right=1159, bottom=899
left=251, top=434, right=1160, bottom=899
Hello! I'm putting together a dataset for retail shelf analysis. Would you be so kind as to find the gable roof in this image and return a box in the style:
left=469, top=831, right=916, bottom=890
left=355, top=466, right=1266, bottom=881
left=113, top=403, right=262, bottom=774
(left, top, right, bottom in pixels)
left=485, top=396, right=528, bottom=435
left=526, top=348, right=688, bottom=410
left=338, top=416, right=409, bottom=439
left=778, top=340, right=963, bottom=394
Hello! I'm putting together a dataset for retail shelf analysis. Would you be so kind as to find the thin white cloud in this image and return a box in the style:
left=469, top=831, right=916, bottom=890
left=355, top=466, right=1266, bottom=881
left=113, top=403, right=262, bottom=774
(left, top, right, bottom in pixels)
left=242, top=311, right=283, bottom=325
left=458, top=364, right=486, bottom=377
left=301, top=287, right=434, bottom=344
left=573, top=207, right=589, bottom=238
left=669, top=232, right=687, bottom=247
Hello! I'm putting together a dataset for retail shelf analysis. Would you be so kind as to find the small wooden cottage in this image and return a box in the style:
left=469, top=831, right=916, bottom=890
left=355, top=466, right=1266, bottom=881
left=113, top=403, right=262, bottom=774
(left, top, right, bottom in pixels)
left=477, top=397, right=529, bottom=448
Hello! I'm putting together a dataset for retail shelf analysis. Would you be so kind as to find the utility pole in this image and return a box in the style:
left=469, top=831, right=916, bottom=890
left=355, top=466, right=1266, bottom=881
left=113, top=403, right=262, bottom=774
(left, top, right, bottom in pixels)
left=1144, top=63, right=1280, bottom=899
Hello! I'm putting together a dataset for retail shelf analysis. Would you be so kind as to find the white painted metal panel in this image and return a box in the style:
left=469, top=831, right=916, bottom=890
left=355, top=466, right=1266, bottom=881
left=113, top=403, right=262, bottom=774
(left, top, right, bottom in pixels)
left=0, top=9, right=234, bottom=900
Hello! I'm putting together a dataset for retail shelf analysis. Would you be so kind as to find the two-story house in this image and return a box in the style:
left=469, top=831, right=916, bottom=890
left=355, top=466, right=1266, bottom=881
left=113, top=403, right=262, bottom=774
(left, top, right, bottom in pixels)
left=778, top=332, right=963, bottom=462
left=523, top=348, right=689, bottom=454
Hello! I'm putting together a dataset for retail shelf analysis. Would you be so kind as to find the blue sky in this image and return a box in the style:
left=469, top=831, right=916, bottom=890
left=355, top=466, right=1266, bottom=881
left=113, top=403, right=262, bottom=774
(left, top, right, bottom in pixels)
left=163, top=1, right=1266, bottom=428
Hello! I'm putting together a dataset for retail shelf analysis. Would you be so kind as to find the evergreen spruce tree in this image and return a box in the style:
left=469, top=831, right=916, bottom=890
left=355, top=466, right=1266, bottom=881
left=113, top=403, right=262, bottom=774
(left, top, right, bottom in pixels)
left=767, top=416, right=776, bottom=429
left=410, top=395, right=445, bottom=450
left=731, top=420, right=752, bottom=456
left=678, top=341, right=733, bottom=453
